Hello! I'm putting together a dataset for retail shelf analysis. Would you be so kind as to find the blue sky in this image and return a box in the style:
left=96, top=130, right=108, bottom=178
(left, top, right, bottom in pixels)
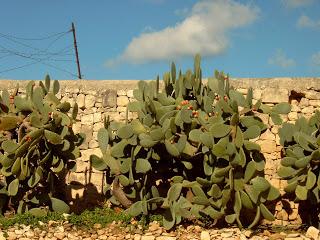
left=0, top=0, right=319, bottom=80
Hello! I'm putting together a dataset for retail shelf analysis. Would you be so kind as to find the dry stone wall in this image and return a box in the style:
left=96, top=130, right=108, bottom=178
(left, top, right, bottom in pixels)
left=1, top=77, right=320, bottom=223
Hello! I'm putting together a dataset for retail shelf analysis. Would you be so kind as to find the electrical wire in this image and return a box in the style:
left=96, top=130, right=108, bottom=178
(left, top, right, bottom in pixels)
left=0, top=58, right=78, bottom=78
left=0, top=60, right=45, bottom=74
left=0, top=31, right=71, bottom=57
left=0, top=44, right=75, bottom=63
left=0, top=29, right=78, bottom=78
left=0, top=31, right=71, bottom=41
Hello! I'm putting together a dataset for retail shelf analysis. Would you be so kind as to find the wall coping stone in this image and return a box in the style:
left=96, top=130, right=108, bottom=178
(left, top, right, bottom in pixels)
left=1, top=77, right=320, bottom=92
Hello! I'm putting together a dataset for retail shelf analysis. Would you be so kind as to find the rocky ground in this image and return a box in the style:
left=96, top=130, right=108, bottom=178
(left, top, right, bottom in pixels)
left=0, top=220, right=319, bottom=240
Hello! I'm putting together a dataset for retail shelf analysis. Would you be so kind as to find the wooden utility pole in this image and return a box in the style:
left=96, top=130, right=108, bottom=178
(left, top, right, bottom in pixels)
left=71, top=22, right=82, bottom=79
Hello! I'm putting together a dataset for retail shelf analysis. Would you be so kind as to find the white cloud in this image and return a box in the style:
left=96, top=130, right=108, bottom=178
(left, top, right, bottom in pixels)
left=282, top=0, right=314, bottom=8
left=268, top=49, right=296, bottom=68
left=106, top=0, right=259, bottom=66
left=311, top=52, right=320, bottom=66
left=297, top=15, right=320, bottom=28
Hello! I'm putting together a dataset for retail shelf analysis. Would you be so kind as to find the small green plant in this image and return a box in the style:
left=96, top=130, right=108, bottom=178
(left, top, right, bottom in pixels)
left=278, top=111, right=320, bottom=227
left=0, top=207, right=132, bottom=229
left=68, top=207, right=132, bottom=228
left=0, top=75, right=85, bottom=216
left=91, top=55, right=291, bottom=229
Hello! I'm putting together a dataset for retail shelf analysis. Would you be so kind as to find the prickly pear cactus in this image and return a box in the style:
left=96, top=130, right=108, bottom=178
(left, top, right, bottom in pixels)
left=92, top=55, right=291, bottom=229
left=0, top=75, right=85, bottom=216
left=278, top=111, right=320, bottom=226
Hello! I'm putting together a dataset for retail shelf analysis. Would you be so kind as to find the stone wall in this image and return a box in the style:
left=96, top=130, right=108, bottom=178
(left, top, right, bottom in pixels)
left=1, top=77, right=320, bottom=222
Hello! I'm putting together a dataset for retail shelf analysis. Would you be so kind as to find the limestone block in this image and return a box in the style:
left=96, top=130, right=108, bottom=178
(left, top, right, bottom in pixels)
left=85, top=95, right=95, bottom=109
left=117, top=106, right=127, bottom=112
left=274, top=219, right=282, bottom=225
left=90, top=172, right=104, bottom=187
left=80, top=142, right=88, bottom=150
left=119, top=111, right=128, bottom=120
left=76, top=94, right=85, bottom=109
left=61, top=96, right=68, bottom=103
left=93, top=122, right=104, bottom=132
left=289, top=217, right=302, bottom=226
left=93, top=112, right=102, bottom=123
left=271, top=151, right=281, bottom=160
left=306, top=226, right=320, bottom=240
left=89, top=140, right=99, bottom=148
left=271, top=125, right=279, bottom=134
left=270, top=178, right=281, bottom=190
left=256, top=139, right=277, bottom=154
left=291, top=104, right=300, bottom=112
left=107, top=112, right=122, bottom=122
left=255, top=113, right=269, bottom=125
left=309, top=99, right=320, bottom=106
left=76, top=160, right=90, bottom=173
left=299, top=97, right=309, bottom=107
left=117, top=96, right=129, bottom=107
left=67, top=185, right=84, bottom=200
left=253, top=88, right=262, bottom=100
left=130, top=112, right=138, bottom=120
left=277, top=209, right=289, bottom=221
left=301, top=106, right=314, bottom=114
left=303, top=113, right=313, bottom=120
left=80, top=148, right=102, bottom=162
left=66, top=98, right=75, bottom=106
left=72, top=122, right=82, bottom=134
left=95, top=102, right=103, bottom=108
left=67, top=172, right=86, bottom=185
left=93, top=131, right=98, bottom=140
left=288, top=112, right=298, bottom=121
left=117, top=89, right=127, bottom=96
left=56, top=92, right=62, bottom=99
left=81, top=124, right=93, bottom=144
left=305, top=90, right=320, bottom=100
left=288, top=209, right=299, bottom=221
left=261, top=88, right=288, bottom=103
left=65, top=87, right=73, bottom=93
left=127, top=89, right=134, bottom=98
left=85, top=90, right=96, bottom=95
left=282, top=220, right=289, bottom=226
left=236, top=88, right=247, bottom=94
left=102, top=89, right=117, bottom=107
left=81, top=114, right=94, bottom=125
left=264, top=158, right=274, bottom=170
left=83, top=108, right=94, bottom=114
left=260, top=129, right=275, bottom=141
left=96, top=96, right=102, bottom=103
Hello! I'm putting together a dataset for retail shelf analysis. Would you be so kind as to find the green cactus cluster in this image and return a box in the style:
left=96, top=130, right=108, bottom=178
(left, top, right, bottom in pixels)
left=278, top=111, right=320, bottom=224
left=91, top=55, right=292, bottom=229
left=0, top=75, right=85, bottom=216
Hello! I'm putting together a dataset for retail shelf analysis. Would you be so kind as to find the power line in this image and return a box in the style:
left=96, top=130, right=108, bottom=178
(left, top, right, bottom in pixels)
left=0, top=60, right=45, bottom=74
left=0, top=56, right=78, bottom=78
left=0, top=43, right=75, bottom=63
left=0, top=31, right=70, bottom=41
left=0, top=26, right=81, bottom=79
left=0, top=31, right=71, bottom=57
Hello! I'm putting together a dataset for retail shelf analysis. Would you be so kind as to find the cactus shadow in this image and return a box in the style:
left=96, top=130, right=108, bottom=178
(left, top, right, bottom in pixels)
left=65, top=181, right=107, bottom=214
left=298, top=201, right=320, bottom=228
